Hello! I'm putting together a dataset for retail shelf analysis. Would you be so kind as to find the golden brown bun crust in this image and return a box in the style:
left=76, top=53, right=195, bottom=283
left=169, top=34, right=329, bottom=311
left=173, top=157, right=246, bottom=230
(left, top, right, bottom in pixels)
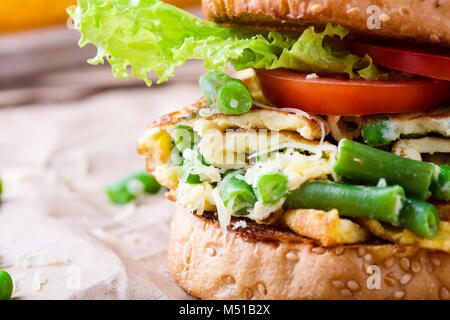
left=202, top=0, right=450, bottom=47
left=168, top=207, right=450, bottom=300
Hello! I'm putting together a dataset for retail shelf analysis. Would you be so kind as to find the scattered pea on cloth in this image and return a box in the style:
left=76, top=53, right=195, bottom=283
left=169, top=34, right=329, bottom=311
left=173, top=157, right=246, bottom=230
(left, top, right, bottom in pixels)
left=0, top=270, right=14, bottom=300
left=106, top=171, right=161, bottom=205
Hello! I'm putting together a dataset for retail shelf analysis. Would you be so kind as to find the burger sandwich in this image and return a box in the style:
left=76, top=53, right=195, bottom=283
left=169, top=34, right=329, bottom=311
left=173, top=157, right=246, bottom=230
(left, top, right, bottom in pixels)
left=71, top=0, right=450, bottom=299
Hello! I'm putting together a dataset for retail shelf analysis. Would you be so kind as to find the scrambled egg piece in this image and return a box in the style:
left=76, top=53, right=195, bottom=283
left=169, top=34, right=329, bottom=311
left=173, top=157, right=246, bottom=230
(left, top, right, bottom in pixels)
left=385, top=108, right=450, bottom=138
left=189, top=108, right=323, bottom=141
left=359, top=219, right=450, bottom=253
left=392, top=137, right=450, bottom=161
left=326, top=115, right=362, bottom=142
left=197, top=128, right=336, bottom=169
left=138, top=127, right=173, bottom=170
left=243, top=149, right=336, bottom=191
left=176, top=181, right=216, bottom=213
left=362, top=108, right=450, bottom=143
left=284, top=209, right=370, bottom=246
left=327, top=108, right=450, bottom=144
left=153, top=164, right=179, bottom=190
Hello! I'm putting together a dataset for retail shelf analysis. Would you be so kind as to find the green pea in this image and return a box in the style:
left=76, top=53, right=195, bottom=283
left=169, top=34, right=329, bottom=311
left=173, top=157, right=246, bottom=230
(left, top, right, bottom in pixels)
left=256, top=173, right=288, bottom=205
left=173, top=125, right=199, bottom=152
left=0, top=270, right=13, bottom=300
left=219, top=170, right=256, bottom=215
left=106, top=171, right=161, bottom=205
left=431, top=164, right=450, bottom=201
left=361, top=117, right=398, bottom=146
left=180, top=161, right=201, bottom=184
left=169, top=147, right=184, bottom=166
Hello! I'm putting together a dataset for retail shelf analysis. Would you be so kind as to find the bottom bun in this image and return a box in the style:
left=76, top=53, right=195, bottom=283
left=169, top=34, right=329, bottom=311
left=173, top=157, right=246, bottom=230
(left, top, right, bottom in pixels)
left=168, top=207, right=450, bottom=300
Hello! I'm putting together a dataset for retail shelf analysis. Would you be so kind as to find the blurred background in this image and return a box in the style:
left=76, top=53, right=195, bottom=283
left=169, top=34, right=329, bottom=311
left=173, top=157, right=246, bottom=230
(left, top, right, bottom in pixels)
left=0, top=0, right=204, bottom=299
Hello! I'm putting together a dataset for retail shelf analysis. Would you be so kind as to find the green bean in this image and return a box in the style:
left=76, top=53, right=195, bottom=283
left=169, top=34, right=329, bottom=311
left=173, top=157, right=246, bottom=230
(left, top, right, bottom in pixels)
left=199, top=70, right=252, bottom=115
left=106, top=171, right=161, bottom=205
left=334, top=139, right=436, bottom=200
left=284, top=181, right=405, bottom=224
left=219, top=170, right=256, bottom=215
left=173, top=125, right=199, bottom=152
left=399, top=198, right=440, bottom=239
left=256, top=173, right=288, bottom=205
left=430, top=164, right=450, bottom=201
left=361, top=117, right=398, bottom=146
left=0, top=270, right=13, bottom=300
left=180, top=160, right=201, bottom=184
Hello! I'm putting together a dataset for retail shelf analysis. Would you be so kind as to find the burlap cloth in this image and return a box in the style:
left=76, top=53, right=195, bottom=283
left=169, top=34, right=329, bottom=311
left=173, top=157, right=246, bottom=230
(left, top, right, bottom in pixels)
left=0, top=61, right=206, bottom=299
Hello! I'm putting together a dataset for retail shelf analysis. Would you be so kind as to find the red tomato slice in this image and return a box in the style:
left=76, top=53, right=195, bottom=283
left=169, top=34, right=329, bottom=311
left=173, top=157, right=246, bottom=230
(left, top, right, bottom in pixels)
left=348, top=41, right=450, bottom=81
left=254, top=68, right=450, bottom=116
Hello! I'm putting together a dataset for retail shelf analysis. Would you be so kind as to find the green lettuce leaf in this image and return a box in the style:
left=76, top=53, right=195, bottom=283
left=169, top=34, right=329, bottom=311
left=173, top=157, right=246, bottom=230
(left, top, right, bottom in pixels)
left=70, top=0, right=386, bottom=85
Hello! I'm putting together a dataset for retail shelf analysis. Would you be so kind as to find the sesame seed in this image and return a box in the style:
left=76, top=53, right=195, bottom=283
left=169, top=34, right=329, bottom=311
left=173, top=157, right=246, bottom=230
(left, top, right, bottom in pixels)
left=257, top=283, right=267, bottom=295
left=346, top=7, right=360, bottom=15
left=440, top=286, right=449, bottom=300
left=244, top=288, right=253, bottom=300
left=312, top=247, right=326, bottom=254
left=335, top=247, right=345, bottom=256
left=311, top=4, right=324, bottom=14
left=380, top=13, right=391, bottom=22
left=399, top=7, right=410, bottom=15
left=206, top=247, right=216, bottom=256
left=347, top=280, right=360, bottom=291
left=223, top=275, right=235, bottom=285
left=430, top=34, right=440, bottom=43
left=389, top=272, right=402, bottom=281
left=364, top=254, right=373, bottom=262
left=286, top=250, right=299, bottom=261
left=431, top=256, right=441, bottom=266
left=340, top=289, right=353, bottom=297
left=384, top=276, right=396, bottom=287
left=358, top=247, right=366, bottom=257
left=393, top=290, right=405, bottom=299
left=384, top=257, right=394, bottom=268
left=400, top=257, right=411, bottom=271
left=332, top=280, right=345, bottom=289
left=411, top=261, right=422, bottom=273
left=400, top=274, right=412, bottom=285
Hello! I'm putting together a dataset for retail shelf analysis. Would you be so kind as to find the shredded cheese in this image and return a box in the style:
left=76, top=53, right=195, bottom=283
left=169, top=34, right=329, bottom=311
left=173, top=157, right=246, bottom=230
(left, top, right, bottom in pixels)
left=199, top=107, right=221, bottom=118
left=306, top=73, right=320, bottom=80
left=247, top=199, right=285, bottom=221
left=247, top=142, right=336, bottom=162
left=211, top=188, right=232, bottom=231
left=232, top=220, right=248, bottom=230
